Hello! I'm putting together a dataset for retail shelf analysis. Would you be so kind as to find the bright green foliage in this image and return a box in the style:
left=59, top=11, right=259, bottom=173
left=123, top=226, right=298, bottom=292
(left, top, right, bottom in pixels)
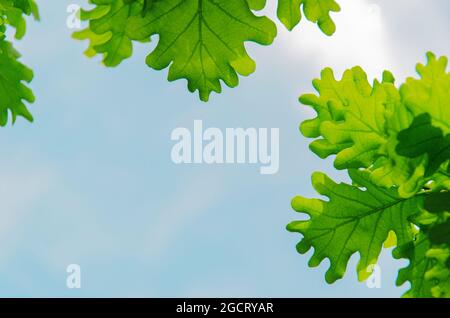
left=291, top=52, right=450, bottom=298
left=74, top=0, right=277, bottom=101
left=397, top=114, right=450, bottom=177
left=74, top=0, right=341, bottom=101
left=135, top=0, right=276, bottom=101
left=400, top=53, right=450, bottom=135
left=426, top=247, right=450, bottom=297
left=0, top=40, right=34, bottom=125
left=299, top=67, right=398, bottom=170
left=394, top=233, right=435, bottom=298
left=277, top=0, right=340, bottom=34
left=288, top=170, right=420, bottom=283
left=424, top=197, right=450, bottom=297
left=73, top=1, right=142, bottom=67
left=0, top=0, right=38, bottom=125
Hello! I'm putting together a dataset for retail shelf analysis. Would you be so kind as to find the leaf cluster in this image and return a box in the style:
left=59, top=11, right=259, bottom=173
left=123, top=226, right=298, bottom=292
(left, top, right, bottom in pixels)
left=74, top=0, right=341, bottom=101
left=289, top=52, right=450, bottom=297
left=0, top=0, right=38, bottom=125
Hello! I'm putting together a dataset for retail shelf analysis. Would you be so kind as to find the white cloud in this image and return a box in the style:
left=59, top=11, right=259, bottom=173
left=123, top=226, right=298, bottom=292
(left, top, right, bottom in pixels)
left=274, top=0, right=392, bottom=80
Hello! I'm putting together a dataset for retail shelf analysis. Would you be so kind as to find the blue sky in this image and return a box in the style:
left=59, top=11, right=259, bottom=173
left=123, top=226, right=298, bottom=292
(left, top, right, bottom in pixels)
left=0, top=0, right=449, bottom=297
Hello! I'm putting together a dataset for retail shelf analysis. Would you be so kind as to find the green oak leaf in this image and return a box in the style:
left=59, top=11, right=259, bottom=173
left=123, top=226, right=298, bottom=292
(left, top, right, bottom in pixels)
left=75, top=0, right=277, bottom=101
left=294, top=52, right=449, bottom=297
left=130, top=0, right=277, bottom=101
left=394, top=233, right=434, bottom=298
left=394, top=204, right=448, bottom=298
left=0, top=0, right=38, bottom=125
left=0, top=40, right=34, bottom=125
left=299, top=67, right=398, bottom=170
left=397, top=113, right=450, bottom=177
left=277, top=0, right=340, bottom=34
left=287, top=169, right=421, bottom=283
left=0, top=0, right=39, bottom=39
left=370, top=98, right=428, bottom=198
left=423, top=217, right=450, bottom=298
left=426, top=247, right=450, bottom=298
left=73, top=0, right=146, bottom=67
left=400, top=52, right=450, bottom=135
left=299, top=53, right=449, bottom=198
